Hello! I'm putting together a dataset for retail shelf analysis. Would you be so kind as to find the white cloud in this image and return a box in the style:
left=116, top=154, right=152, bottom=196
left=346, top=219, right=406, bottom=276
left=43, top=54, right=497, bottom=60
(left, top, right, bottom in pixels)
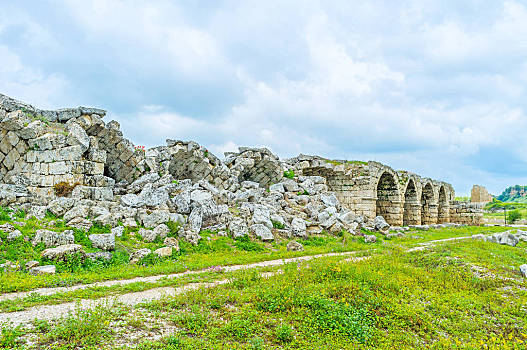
left=0, top=45, right=69, bottom=109
left=2, top=0, right=527, bottom=195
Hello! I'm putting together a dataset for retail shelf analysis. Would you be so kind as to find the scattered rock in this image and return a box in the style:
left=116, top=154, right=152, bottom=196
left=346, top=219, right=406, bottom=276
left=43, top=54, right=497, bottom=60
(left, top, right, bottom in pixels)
left=42, top=244, right=85, bottom=261
left=229, top=219, right=248, bottom=238
left=6, top=230, right=22, bottom=241
left=364, top=235, right=377, bottom=243
left=32, top=229, right=74, bottom=248
left=86, top=252, right=113, bottom=261
left=163, top=237, right=180, bottom=252
left=88, top=233, right=115, bottom=251
left=286, top=240, right=304, bottom=252
left=520, top=264, right=527, bottom=278
left=29, top=265, right=56, bottom=275
left=25, top=260, right=39, bottom=269
left=486, top=231, right=519, bottom=247
left=111, top=226, right=125, bottom=237
left=153, top=224, right=170, bottom=239
left=138, top=228, right=157, bottom=242
left=67, top=217, right=93, bottom=232
left=0, top=223, right=15, bottom=233
left=143, top=210, right=170, bottom=228
left=374, top=216, right=390, bottom=233
left=129, top=248, right=152, bottom=264
left=291, top=218, right=307, bottom=237
left=250, top=224, right=274, bottom=241
left=154, top=246, right=173, bottom=257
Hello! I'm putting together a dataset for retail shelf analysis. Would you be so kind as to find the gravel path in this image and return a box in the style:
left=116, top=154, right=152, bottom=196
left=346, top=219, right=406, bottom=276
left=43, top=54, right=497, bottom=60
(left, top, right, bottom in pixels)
left=0, top=272, right=282, bottom=326
left=0, top=251, right=357, bottom=303
left=0, top=235, right=478, bottom=326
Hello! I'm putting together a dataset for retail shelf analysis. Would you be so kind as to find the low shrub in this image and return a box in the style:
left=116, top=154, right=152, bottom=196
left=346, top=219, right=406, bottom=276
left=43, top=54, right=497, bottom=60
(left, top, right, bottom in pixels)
left=53, top=182, right=80, bottom=197
left=507, top=209, right=522, bottom=223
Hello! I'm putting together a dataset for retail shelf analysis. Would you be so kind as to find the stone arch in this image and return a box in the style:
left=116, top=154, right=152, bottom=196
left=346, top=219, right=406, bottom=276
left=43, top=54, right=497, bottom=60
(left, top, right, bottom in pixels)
left=437, top=185, right=450, bottom=223
left=403, top=178, right=420, bottom=225
left=421, top=182, right=435, bottom=225
left=375, top=171, right=402, bottom=226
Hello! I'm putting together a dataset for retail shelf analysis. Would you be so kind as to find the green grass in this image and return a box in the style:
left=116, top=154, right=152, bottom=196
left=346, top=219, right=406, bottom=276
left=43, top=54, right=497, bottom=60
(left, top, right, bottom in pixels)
left=6, top=238, right=526, bottom=349
left=0, top=270, right=230, bottom=313
left=0, top=208, right=513, bottom=294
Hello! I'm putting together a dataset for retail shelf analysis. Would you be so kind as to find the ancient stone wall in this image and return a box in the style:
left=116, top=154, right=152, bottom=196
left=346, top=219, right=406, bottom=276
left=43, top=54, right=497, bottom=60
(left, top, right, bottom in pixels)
left=287, top=155, right=470, bottom=226
left=0, top=95, right=113, bottom=201
left=224, top=147, right=283, bottom=188
left=0, top=93, right=484, bottom=226
left=449, top=202, right=484, bottom=225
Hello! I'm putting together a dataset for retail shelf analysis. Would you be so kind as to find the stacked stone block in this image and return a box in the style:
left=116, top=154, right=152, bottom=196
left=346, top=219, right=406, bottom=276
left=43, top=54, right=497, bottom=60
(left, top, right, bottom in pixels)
left=77, top=115, right=145, bottom=183
left=225, top=147, right=283, bottom=188
left=450, top=202, right=484, bottom=225
left=0, top=94, right=113, bottom=200
left=402, top=177, right=421, bottom=225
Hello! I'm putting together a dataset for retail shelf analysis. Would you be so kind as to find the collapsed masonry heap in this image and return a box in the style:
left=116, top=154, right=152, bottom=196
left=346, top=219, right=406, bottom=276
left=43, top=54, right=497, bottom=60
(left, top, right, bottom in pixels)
left=0, top=93, right=483, bottom=246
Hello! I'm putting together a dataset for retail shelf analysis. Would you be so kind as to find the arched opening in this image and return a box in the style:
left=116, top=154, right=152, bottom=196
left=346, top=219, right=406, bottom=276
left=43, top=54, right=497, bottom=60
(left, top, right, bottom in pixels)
left=376, top=171, right=402, bottom=226
left=421, top=183, right=434, bottom=225
left=437, top=186, right=449, bottom=223
left=403, top=179, right=420, bottom=225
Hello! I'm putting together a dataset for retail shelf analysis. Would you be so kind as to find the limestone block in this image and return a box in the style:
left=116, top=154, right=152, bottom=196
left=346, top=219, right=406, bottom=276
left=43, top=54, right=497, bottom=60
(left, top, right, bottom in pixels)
left=66, top=122, right=90, bottom=151
left=0, top=135, right=11, bottom=154
left=4, top=148, right=20, bottom=170
left=1, top=110, right=30, bottom=130
left=49, top=161, right=69, bottom=175
left=56, top=108, right=81, bottom=122
left=57, top=146, right=84, bottom=161
left=88, top=149, right=107, bottom=163
left=18, top=120, right=45, bottom=140
left=6, top=131, right=19, bottom=147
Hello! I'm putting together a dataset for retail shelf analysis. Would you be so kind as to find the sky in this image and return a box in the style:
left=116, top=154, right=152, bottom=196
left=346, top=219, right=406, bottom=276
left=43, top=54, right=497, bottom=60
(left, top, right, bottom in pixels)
left=1, top=0, right=527, bottom=196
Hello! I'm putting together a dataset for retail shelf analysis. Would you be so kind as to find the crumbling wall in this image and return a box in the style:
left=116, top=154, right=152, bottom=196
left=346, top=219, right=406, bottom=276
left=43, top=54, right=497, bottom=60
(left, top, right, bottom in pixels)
left=76, top=115, right=145, bottom=183
left=225, top=147, right=283, bottom=188
left=0, top=94, right=113, bottom=201
left=0, top=93, right=485, bottom=226
left=289, top=156, right=375, bottom=219
left=450, top=202, right=484, bottom=225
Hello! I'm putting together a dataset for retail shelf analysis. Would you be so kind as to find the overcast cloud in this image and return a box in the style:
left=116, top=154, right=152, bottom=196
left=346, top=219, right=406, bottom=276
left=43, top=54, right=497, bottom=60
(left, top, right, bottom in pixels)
left=1, top=0, right=527, bottom=195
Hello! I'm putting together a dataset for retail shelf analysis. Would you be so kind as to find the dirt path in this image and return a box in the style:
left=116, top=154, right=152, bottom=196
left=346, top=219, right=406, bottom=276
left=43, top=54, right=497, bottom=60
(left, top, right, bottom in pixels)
left=0, top=251, right=357, bottom=303
left=0, top=235, right=478, bottom=326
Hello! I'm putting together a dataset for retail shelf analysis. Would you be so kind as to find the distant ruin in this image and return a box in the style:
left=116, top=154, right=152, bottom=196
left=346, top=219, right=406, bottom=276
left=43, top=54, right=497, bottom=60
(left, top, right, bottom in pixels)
left=471, top=185, right=493, bottom=204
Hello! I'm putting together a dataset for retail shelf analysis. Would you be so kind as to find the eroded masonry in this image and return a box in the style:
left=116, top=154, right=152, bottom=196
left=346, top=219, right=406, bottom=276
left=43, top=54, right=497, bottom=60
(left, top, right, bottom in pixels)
left=0, top=93, right=483, bottom=234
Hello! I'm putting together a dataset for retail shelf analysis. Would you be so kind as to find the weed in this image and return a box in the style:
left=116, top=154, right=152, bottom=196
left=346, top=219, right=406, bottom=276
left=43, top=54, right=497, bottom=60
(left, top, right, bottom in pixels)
left=275, top=324, right=294, bottom=343
left=283, top=169, right=295, bottom=179
left=271, top=220, right=285, bottom=229
left=234, top=235, right=265, bottom=252
left=0, top=324, right=25, bottom=349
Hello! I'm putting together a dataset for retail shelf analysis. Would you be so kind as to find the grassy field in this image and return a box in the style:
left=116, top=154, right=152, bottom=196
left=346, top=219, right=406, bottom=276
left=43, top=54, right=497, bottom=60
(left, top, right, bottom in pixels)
left=1, top=236, right=525, bottom=349
left=1, top=205, right=526, bottom=349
